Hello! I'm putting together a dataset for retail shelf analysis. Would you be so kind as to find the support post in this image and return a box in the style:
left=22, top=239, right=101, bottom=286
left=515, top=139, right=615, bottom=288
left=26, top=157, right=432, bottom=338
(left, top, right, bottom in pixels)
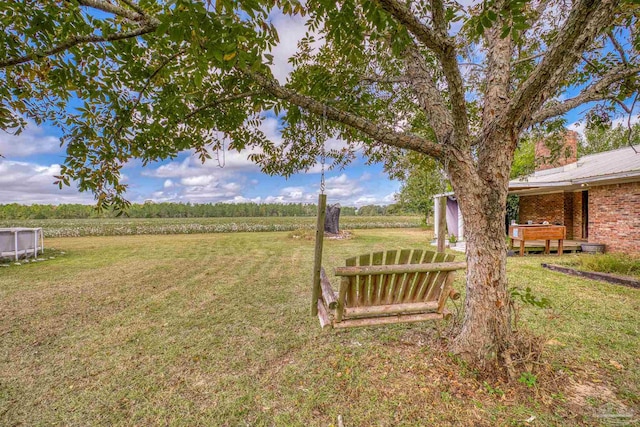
left=437, top=196, right=447, bottom=253
left=312, top=194, right=327, bottom=316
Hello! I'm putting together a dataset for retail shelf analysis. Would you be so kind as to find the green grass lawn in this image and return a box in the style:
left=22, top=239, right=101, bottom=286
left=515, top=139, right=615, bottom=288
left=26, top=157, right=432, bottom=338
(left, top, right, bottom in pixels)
left=1, top=229, right=638, bottom=426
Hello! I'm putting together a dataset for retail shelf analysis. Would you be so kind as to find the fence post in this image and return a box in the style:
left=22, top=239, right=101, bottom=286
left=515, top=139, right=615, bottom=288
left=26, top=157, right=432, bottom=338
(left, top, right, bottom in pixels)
left=312, top=194, right=327, bottom=316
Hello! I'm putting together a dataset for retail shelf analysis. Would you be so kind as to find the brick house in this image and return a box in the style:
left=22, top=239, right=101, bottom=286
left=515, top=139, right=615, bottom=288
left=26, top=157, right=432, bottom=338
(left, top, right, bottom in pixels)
left=509, top=132, right=640, bottom=255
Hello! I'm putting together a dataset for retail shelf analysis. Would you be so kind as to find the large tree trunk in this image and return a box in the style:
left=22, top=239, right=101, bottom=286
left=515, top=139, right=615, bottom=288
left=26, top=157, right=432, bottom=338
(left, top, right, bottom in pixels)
left=451, top=195, right=511, bottom=365
left=446, top=139, right=514, bottom=367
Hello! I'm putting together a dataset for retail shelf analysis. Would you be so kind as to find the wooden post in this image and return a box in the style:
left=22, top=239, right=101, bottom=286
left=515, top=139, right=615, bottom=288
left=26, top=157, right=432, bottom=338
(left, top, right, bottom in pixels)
left=437, top=196, right=447, bottom=253
left=312, top=194, right=327, bottom=316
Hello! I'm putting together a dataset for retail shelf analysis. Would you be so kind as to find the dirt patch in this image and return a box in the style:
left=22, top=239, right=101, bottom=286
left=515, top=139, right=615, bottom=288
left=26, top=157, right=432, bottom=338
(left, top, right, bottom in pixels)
left=325, top=230, right=354, bottom=240
left=567, top=380, right=637, bottom=425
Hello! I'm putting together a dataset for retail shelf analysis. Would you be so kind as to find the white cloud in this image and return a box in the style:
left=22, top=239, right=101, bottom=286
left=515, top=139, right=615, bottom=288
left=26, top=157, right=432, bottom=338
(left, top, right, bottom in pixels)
left=0, top=122, right=62, bottom=158
left=147, top=148, right=261, bottom=179
left=353, top=195, right=378, bottom=205
left=260, top=116, right=284, bottom=146
left=180, top=175, right=217, bottom=187
left=0, top=160, right=93, bottom=204
left=268, top=11, right=312, bottom=83
left=323, top=173, right=365, bottom=200
left=278, top=186, right=308, bottom=200
left=612, top=115, right=639, bottom=128
left=381, top=192, right=397, bottom=204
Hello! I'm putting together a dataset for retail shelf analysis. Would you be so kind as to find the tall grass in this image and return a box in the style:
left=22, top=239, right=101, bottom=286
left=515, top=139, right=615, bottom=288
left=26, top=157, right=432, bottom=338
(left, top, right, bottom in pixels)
left=576, top=254, right=640, bottom=277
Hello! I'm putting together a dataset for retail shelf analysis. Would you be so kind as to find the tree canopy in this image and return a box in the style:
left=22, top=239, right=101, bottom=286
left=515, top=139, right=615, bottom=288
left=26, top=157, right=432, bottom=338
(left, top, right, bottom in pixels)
left=1, top=0, right=638, bottom=210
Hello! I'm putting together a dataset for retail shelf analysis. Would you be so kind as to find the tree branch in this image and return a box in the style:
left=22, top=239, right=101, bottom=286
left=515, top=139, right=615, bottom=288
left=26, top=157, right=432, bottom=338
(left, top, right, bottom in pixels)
left=512, top=53, right=544, bottom=66
left=431, top=0, right=447, bottom=34
left=0, top=24, right=158, bottom=68
left=581, top=54, right=601, bottom=73
left=403, top=41, right=454, bottom=144
left=179, top=91, right=262, bottom=123
left=75, top=0, right=147, bottom=22
left=246, top=70, right=444, bottom=159
left=111, top=49, right=186, bottom=142
left=118, top=0, right=147, bottom=17
left=608, top=31, right=629, bottom=65
left=529, top=65, right=640, bottom=125
left=429, top=0, right=469, bottom=144
left=482, top=0, right=512, bottom=126
left=506, top=0, right=619, bottom=131
left=371, top=0, right=469, bottom=143
left=373, top=0, right=450, bottom=55
left=459, top=62, right=485, bottom=70
left=358, top=75, right=410, bottom=84
left=612, top=98, right=632, bottom=114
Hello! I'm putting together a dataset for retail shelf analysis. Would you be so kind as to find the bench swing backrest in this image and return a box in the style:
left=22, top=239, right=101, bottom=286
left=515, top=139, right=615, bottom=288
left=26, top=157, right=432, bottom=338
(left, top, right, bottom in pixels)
left=317, top=249, right=465, bottom=329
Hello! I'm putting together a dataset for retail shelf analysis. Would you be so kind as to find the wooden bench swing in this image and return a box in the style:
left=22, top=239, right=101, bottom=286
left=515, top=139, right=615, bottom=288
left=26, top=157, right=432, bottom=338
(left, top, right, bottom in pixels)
left=311, top=193, right=466, bottom=329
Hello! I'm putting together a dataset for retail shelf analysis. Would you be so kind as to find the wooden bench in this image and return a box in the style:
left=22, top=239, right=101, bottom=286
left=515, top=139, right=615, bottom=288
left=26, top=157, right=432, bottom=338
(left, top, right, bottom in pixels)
left=508, top=224, right=566, bottom=256
left=315, top=249, right=466, bottom=329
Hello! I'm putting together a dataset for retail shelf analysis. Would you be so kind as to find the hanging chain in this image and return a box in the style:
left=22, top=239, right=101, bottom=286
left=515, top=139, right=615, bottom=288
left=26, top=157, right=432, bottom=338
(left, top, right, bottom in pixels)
left=216, top=133, right=226, bottom=168
left=320, top=106, right=327, bottom=194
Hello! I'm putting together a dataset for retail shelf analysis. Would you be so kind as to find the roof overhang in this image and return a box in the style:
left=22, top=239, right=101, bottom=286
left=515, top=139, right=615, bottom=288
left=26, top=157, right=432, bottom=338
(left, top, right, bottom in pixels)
left=509, top=172, right=640, bottom=196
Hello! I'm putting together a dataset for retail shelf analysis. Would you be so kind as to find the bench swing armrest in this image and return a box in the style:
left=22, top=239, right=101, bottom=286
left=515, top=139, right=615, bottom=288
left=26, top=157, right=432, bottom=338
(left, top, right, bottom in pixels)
left=319, top=267, right=338, bottom=310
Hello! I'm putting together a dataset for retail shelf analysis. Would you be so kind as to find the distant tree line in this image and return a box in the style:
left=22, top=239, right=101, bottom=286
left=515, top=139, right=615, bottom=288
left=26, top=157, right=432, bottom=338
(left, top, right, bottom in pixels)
left=0, top=202, right=419, bottom=220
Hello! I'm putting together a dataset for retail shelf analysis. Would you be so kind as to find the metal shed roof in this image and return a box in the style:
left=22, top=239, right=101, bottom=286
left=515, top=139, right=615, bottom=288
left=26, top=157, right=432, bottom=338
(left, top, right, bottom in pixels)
left=509, top=145, right=640, bottom=195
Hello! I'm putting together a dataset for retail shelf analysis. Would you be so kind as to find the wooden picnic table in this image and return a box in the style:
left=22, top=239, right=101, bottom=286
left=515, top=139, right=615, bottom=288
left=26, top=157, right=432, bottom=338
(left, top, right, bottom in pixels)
left=509, top=224, right=566, bottom=256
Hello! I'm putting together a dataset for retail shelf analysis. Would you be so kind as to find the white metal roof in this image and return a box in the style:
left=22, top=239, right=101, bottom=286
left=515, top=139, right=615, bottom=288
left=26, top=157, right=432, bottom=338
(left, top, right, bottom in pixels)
left=509, top=145, right=640, bottom=194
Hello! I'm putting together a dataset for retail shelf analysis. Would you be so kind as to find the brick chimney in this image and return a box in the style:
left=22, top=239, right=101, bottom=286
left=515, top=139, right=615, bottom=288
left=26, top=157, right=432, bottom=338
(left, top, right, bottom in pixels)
left=535, top=130, right=578, bottom=172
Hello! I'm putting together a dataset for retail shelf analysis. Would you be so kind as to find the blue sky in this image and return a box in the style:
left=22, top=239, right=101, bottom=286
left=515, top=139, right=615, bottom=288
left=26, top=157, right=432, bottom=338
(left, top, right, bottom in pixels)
left=0, top=116, right=400, bottom=206
left=0, top=8, right=631, bottom=207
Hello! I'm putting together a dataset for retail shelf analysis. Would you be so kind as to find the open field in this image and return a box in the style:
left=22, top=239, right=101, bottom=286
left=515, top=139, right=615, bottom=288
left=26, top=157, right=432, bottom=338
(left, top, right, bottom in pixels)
left=0, top=216, right=423, bottom=238
left=1, top=229, right=638, bottom=426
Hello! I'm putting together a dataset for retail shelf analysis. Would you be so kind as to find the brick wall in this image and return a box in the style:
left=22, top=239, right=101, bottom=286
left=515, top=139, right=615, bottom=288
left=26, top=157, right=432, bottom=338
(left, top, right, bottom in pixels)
left=572, top=191, right=584, bottom=239
left=535, top=131, right=578, bottom=172
left=519, top=191, right=586, bottom=240
left=518, top=193, right=565, bottom=225
left=588, top=182, right=640, bottom=255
